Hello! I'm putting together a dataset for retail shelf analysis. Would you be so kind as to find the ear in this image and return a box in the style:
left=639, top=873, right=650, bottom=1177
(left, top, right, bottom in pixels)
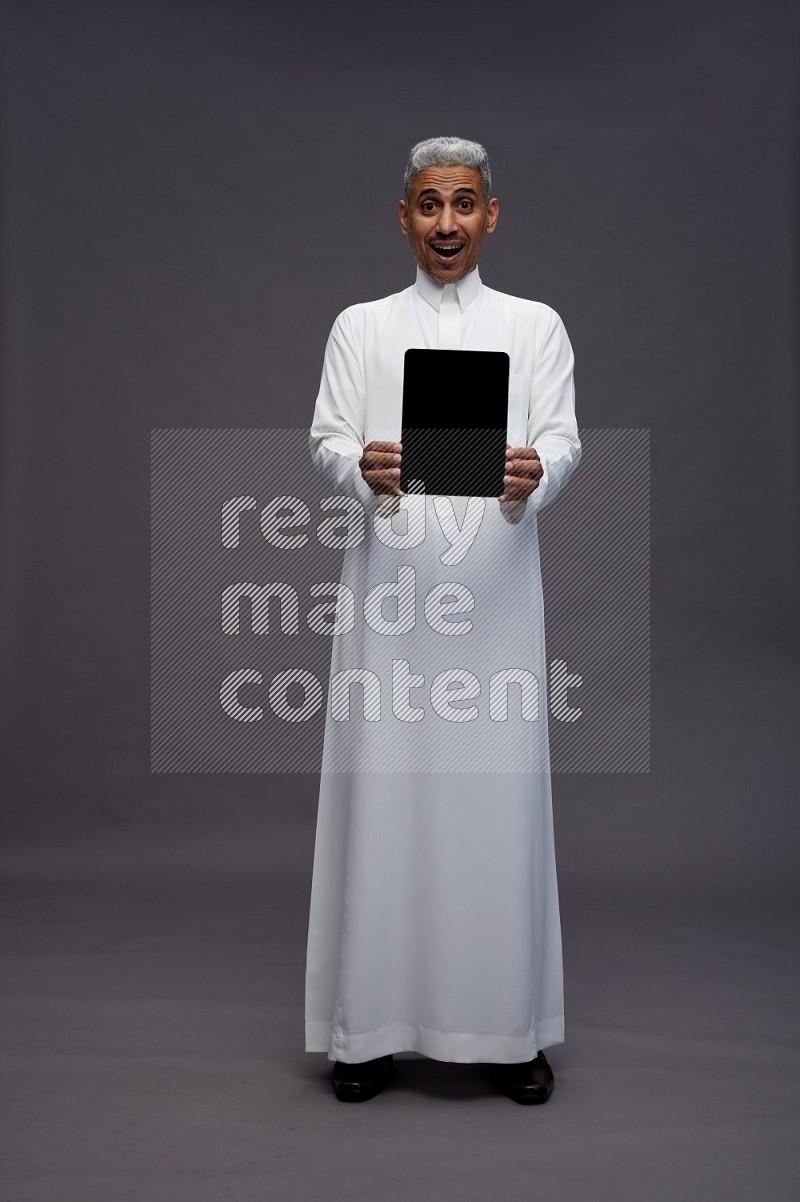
left=398, top=199, right=409, bottom=236
left=486, top=197, right=499, bottom=234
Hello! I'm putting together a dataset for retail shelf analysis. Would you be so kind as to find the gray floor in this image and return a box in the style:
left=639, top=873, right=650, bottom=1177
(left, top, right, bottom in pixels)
left=1, top=809, right=797, bottom=1202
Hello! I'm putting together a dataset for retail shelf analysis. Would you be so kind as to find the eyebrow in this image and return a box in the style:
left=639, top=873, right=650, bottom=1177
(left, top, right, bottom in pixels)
left=417, top=187, right=479, bottom=199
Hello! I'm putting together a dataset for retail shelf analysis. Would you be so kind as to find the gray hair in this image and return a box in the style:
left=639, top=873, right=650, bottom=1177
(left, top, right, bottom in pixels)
left=403, top=136, right=492, bottom=203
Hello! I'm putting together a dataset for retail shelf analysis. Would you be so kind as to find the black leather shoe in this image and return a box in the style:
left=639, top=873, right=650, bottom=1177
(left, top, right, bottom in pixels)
left=331, top=1054, right=394, bottom=1102
left=490, top=1051, right=554, bottom=1104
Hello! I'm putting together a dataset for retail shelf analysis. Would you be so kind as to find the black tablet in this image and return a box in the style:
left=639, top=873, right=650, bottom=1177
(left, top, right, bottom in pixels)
left=399, top=348, right=510, bottom=497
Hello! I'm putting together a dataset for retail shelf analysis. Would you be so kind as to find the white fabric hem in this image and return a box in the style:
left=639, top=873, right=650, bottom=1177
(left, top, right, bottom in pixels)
left=305, top=1016, right=564, bottom=1064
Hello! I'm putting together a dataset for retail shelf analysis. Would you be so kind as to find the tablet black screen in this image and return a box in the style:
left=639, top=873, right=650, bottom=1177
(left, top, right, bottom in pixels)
left=400, top=348, right=510, bottom=497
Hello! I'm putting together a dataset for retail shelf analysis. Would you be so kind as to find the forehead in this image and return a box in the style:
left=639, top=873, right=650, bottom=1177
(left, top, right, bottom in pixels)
left=408, top=164, right=484, bottom=198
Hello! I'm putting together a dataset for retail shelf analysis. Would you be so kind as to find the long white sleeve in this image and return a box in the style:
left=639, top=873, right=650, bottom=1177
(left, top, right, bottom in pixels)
left=525, top=307, right=582, bottom=514
left=309, top=307, right=375, bottom=509
left=498, top=306, right=580, bottom=525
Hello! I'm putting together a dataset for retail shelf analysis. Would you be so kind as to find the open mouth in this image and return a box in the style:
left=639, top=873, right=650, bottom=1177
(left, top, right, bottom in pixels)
left=430, top=242, right=465, bottom=261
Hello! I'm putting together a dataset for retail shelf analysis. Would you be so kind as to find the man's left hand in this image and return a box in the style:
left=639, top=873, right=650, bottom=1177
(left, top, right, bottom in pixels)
left=499, top=444, right=542, bottom=503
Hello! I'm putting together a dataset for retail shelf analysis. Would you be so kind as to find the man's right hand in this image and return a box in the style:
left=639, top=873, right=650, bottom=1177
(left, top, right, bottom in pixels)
left=359, top=441, right=404, bottom=496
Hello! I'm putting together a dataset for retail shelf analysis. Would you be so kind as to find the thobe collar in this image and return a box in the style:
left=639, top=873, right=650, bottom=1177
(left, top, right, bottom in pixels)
left=414, top=264, right=481, bottom=313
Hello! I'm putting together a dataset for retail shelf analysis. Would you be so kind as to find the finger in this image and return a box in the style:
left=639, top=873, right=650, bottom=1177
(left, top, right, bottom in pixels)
left=508, top=447, right=540, bottom=460
left=500, top=475, right=540, bottom=501
left=363, top=469, right=402, bottom=494
left=360, top=451, right=401, bottom=470
left=503, top=472, right=539, bottom=487
left=507, top=460, right=542, bottom=479
left=364, top=441, right=402, bottom=453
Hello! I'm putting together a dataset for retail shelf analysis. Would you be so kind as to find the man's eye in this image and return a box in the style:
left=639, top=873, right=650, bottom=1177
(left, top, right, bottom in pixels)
left=421, top=202, right=436, bottom=212
left=459, top=201, right=473, bottom=210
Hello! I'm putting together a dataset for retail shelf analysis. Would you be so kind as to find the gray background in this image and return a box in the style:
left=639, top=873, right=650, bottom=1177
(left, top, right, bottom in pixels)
left=1, top=1, right=798, bottom=1199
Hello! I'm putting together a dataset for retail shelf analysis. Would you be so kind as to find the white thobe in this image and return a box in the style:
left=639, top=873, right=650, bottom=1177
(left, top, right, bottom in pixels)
left=304, top=264, right=581, bottom=1063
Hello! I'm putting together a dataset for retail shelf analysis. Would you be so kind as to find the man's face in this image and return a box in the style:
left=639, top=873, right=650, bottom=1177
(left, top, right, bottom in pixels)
left=398, top=164, right=499, bottom=285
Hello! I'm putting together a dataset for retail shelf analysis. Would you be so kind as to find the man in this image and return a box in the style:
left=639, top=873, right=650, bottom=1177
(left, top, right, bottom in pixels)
left=304, top=136, right=581, bottom=1104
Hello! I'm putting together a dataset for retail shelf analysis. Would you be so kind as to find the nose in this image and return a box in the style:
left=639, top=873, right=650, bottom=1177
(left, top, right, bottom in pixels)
left=436, top=204, right=460, bottom=235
